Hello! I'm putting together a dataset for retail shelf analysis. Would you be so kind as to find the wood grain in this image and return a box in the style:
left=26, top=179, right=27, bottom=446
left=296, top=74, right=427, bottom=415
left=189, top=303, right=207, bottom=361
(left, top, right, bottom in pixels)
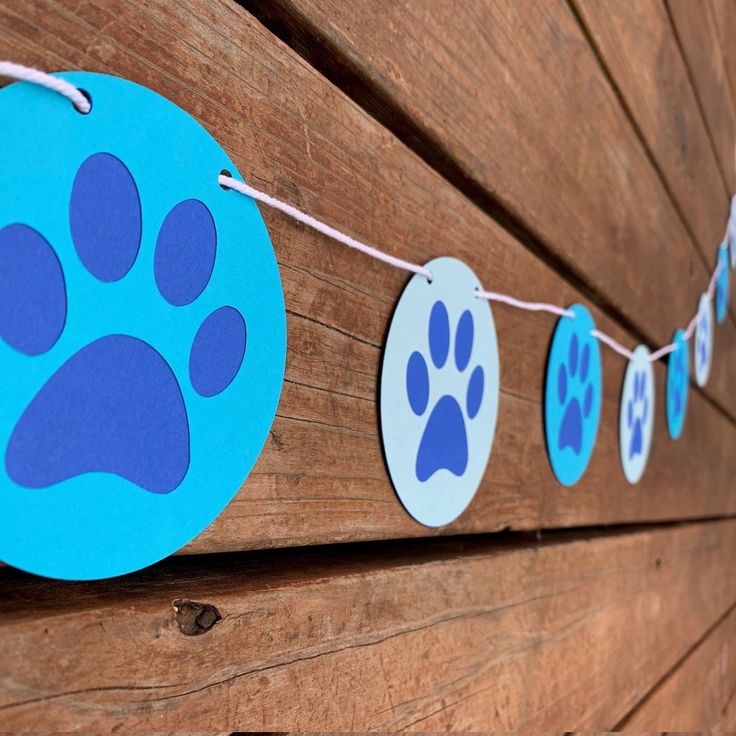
left=622, top=603, right=736, bottom=730
left=569, top=0, right=736, bottom=406
left=0, top=0, right=735, bottom=558
left=1, top=520, right=735, bottom=730
left=667, top=0, right=736, bottom=193
left=573, top=0, right=732, bottom=214
left=247, top=0, right=736, bottom=422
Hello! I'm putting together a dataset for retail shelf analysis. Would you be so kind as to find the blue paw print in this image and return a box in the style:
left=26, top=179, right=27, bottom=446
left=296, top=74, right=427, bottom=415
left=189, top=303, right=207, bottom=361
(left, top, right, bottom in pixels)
left=406, top=301, right=484, bottom=482
left=666, top=330, right=688, bottom=440
left=0, top=71, right=285, bottom=579
left=695, top=294, right=713, bottom=387
left=619, top=347, right=654, bottom=484
left=626, top=369, right=649, bottom=460
left=2, top=153, right=246, bottom=493
left=380, top=256, right=499, bottom=528
left=697, top=313, right=709, bottom=365
left=671, top=350, right=684, bottom=419
left=716, top=243, right=730, bottom=324
left=556, top=333, right=593, bottom=454
left=544, top=304, right=602, bottom=486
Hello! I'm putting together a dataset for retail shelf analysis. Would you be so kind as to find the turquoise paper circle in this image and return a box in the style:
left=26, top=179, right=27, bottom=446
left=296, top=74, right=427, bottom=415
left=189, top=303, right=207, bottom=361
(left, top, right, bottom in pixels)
left=666, top=330, right=688, bottom=440
left=380, top=257, right=500, bottom=527
left=716, top=243, right=730, bottom=323
left=0, top=72, right=286, bottom=579
left=544, top=304, right=602, bottom=486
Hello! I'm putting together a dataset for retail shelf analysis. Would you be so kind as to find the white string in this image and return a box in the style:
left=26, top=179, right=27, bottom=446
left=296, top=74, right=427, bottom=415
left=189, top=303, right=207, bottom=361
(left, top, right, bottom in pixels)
left=219, top=174, right=433, bottom=280
left=590, top=330, right=637, bottom=361
left=707, top=258, right=722, bottom=300
left=1, top=61, right=728, bottom=369
left=683, top=313, right=699, bottom=341
left=0, top=61, right=90, bottom=113
left=221, top=171, right=728, bottom=365
left=594, top=258, right=725, bottom=362
left=475, top=289, right=574, bottom=318
left=648, top=343, right=678, bottom=362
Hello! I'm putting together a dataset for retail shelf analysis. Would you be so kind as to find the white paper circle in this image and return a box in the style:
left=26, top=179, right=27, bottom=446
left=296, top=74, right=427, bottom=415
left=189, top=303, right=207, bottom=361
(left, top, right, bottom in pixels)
left=619, top=346, right=655, bottom=485
left=694, top=293, right=714, bottom=387
left=380, top=257, right=499, bottom=527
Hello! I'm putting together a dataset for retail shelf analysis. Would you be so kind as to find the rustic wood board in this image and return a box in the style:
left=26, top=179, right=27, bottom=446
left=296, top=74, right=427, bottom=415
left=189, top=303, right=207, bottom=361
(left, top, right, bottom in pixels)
left=572, top=0, right=732, bottom=239
left=568, top=0, right=736, bottom=405
left=246, top=0, right=736, bottom=423
left=0, top=0, right=735, bottom=558
left=710, top=0, right=736, bottom=115
left=622, top=603, right=736, bottom=730
left=668, top=0, right=736, bottom=193
left=1, top=520, right=735, bottom=730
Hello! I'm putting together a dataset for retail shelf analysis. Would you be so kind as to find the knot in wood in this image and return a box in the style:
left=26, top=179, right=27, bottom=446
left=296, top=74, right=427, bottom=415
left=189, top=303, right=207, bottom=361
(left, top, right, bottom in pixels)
left=173, top=599, right=222, bottom=636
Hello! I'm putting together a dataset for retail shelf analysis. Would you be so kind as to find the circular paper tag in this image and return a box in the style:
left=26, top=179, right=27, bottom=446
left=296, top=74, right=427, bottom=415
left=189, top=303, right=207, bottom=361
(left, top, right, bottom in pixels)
left=665, top=330, right=689, bottom=440
left=716, top=243, right=730, bottom=324
left=694, top=293, right=714, bottom=387
left=619, top=346, right=655, bottom=484
left=380, top=257, right=499, bottom=527
left=544, top=304, right=602, bottom=486
left=0, top=72, right=286, bottom=579
left=728, top=196, right=736, bottom=270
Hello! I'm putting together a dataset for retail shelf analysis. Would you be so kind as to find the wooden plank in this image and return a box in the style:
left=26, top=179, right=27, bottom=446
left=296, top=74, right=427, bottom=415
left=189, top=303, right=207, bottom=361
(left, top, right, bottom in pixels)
left=1, top=0, right=735, bottom=558
left=245, top=0, right=736, bottom=422
left=1, top=520, right=736, bottom=730
left=710, top=0, right=736, bottom=111
left=667, top=0, right=736, bottom=192
left=622, top=603, right=736, bottom=730
left=568, top=0, right=736, bottom=401
left=573, top=0, right=732, bottom=228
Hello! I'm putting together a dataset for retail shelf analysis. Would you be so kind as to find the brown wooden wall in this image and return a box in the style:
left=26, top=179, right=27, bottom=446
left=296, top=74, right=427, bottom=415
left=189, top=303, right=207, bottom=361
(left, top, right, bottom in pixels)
left=1, top=0, right=736, bottom=730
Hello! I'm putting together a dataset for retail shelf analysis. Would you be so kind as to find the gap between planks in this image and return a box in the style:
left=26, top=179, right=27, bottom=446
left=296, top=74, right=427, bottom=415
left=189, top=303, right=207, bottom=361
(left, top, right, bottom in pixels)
left=2, top=517, right=736, bottom=729
left=3, top=513, right=736, bottom=610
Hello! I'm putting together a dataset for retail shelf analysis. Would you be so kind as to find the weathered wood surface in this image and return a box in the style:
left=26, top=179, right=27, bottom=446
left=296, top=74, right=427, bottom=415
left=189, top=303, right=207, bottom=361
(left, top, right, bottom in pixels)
left=1, top=0, right=736, bottom=731
left=0, top=520, right=735, bottom=730
left=2, top=0, right=736, bottom=557
left=573, top=0, right=731, bottom=236
left=668, top=0, right=736, bottom=193
left=569, top=0, right=736, bottom=397
left=710, top=0, right=736, bottom=115
left=622, top=603, right=736, bottom=730
left=247, top=0, right=736, bottom=423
